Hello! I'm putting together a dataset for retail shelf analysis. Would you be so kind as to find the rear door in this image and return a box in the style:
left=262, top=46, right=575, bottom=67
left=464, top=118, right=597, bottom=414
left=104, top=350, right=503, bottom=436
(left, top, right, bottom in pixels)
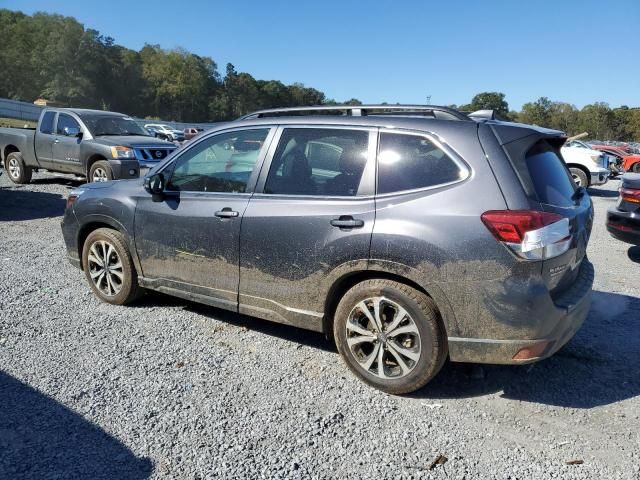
left=52, top=113, right=83, bottom=173
left=523, top=140, right=594, bottom=293
left=34, top=111, right=56, bottom=168
left=238, top=126, right=377, bottom=330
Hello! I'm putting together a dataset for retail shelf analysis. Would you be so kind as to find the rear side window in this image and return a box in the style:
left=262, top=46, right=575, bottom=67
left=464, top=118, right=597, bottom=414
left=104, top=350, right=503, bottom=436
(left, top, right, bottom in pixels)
left=264, top=128, right=369, bottom=196
left=377, top=132, right=462, bottom=194
left=525, top=141, right=576, bottom=207
left=39, top=112, right=55, bottom=134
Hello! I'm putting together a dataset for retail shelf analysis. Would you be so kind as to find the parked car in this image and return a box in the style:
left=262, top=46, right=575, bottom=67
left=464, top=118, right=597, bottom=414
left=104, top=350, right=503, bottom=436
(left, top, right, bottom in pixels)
left=591, top=144, right=640, bottom=173
left=61, top=105, right=594, bottom=394
left=0, top=108, right=177, bottom=183
left=144, top=123, right=185, bottom=142
left=184, top=127, right=204, bottom=141
left=607, top=173, right=640, bottom=245
left=565, top=139, right=623, bottom=176
left=560, top=143, right=610, bottom=187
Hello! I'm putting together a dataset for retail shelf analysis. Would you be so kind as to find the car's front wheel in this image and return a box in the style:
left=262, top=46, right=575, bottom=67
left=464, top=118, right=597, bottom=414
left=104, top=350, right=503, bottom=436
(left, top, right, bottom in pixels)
left=569, top=167, right=589, bottom=188
left=82, top=228, right=141, bottom=305
left=333, top=279, right=447, bottom=394
left=89, top=161, right=113, bottom=182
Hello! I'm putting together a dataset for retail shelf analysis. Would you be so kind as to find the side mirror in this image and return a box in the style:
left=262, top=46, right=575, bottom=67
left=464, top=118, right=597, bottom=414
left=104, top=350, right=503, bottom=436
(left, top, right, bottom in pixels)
left=64, top=126, right=81, bottom=137
left=144, top=173, right=165, bottom=202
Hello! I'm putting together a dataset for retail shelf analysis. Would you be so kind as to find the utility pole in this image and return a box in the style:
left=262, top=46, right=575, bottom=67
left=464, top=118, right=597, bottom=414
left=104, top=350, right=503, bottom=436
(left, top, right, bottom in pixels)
left=426, top=95, right=432, bottom=105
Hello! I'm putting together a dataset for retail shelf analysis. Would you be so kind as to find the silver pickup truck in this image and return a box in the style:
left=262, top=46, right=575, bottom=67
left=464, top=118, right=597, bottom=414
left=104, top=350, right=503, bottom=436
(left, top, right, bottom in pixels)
left=0, top=108, right=177, bottom=183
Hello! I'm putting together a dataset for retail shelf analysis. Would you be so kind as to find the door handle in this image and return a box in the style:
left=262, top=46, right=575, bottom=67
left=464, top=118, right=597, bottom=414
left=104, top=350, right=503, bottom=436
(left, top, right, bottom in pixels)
left=215, top=208, right=239, bottom=218
left=330, top=216, right=364, bottom=229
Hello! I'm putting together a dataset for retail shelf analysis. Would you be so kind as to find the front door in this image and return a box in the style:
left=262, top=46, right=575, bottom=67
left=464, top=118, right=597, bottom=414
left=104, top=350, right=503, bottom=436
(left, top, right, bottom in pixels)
left=238, top=126, right=377, bottom=330
left=52, top=113, right=83, bottom=174
left=134, top=127, right=275, bottom=311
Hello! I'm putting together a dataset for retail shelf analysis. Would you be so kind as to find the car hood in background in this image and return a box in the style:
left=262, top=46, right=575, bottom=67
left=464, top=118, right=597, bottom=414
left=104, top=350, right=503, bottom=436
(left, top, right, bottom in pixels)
left=93, top=135, right=175, bottom=147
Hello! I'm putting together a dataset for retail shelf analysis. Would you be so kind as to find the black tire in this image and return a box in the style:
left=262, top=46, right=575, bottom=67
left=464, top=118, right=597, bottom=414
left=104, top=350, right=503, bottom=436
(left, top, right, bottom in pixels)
left=569, top=167, right=589, bottom=188
left=632, top=163, right=640, bottom=173
left=4, top=152, right=32, bottom=184
left=82, top=228, right=142, bottom=305
left=89, top=160, right=113, bottom=183
left=333, top=279, right=447, bottom=395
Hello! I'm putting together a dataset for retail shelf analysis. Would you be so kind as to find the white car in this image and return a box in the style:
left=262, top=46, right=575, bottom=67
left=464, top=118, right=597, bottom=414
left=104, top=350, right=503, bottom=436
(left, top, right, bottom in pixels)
left=144, top=123, right=185, bottom=142
left=560, top=143, right=609, bottom=188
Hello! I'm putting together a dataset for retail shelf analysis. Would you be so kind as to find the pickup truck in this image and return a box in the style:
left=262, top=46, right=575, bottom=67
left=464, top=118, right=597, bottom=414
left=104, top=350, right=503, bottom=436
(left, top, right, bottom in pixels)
left=0, top=108, right=177, bottom=184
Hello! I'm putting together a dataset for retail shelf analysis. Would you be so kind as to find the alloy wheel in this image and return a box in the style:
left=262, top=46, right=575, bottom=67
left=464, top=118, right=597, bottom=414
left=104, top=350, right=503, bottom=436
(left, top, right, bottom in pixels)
left=92, top=167, right=108, bottom=182
left=87, top=240, right=124, bottom=297
left=8, top=157, right=20, bottom=179
left=571, top=173, right=583, bottom=187
left=345, top=296, right=421, bottom=379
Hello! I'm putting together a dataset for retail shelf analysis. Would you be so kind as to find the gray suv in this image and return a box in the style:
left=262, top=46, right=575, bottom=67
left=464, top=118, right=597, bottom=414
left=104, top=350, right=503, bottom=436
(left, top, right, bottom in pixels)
left=61, top=105, right=594, bottom=394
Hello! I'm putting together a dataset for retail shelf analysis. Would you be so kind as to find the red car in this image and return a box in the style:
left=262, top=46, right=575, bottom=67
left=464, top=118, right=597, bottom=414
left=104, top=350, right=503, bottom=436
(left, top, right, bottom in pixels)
left=183, top=127, right=204, bottom=141
left=592, top=145, right=640, bottom=173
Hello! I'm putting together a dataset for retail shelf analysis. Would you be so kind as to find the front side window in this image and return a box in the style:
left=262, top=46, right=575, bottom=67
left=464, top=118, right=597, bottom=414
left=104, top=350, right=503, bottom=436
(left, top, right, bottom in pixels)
left=39, top=112, right=55, bottom=134
left=264, top=128, right=369, bottom=196
left=167, top=128, right=270, bottom=193
left=56, top=113, right=80, bottom=135
left=377, top=132, right=463, bottom=194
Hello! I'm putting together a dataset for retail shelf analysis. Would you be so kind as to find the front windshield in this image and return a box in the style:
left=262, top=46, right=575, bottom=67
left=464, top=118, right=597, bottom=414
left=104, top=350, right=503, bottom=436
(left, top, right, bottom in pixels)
left=80, top=114, right=150, bottom=137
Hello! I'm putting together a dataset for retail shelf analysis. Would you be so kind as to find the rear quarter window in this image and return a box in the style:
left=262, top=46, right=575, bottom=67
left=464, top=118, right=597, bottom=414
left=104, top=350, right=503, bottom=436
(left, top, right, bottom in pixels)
left=39, top=112, right=55, bottom=134
left=526, top=141, right=576, bottom=207
left=377, top=132, right=463, bottom=194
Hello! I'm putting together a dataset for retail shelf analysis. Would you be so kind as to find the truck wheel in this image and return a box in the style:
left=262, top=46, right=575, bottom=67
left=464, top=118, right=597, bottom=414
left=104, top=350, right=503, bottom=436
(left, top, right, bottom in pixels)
left=333, top=279, right=447, bottom=395
left=569, top=168, right=589, bottom=188
left=5, top=152, right=32, bottom=184
left=82, top=228, right=142, bottom=305
left=89, top=161, right=113, bottom=182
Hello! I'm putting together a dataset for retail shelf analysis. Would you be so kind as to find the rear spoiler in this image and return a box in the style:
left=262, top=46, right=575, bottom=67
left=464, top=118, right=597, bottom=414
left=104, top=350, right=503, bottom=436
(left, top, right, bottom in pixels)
left=468, top=109, right=506, bottom=121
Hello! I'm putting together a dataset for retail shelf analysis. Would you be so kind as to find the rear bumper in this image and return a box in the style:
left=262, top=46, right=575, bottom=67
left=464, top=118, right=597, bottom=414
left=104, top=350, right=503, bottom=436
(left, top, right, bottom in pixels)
left=607, top=208, right=640, bottom=245
left=448, top=259, right=593, bottom=364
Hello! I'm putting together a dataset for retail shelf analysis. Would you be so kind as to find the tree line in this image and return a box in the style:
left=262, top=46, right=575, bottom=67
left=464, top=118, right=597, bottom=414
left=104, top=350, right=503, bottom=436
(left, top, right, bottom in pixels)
left=1, top=9, right=638, bottom=140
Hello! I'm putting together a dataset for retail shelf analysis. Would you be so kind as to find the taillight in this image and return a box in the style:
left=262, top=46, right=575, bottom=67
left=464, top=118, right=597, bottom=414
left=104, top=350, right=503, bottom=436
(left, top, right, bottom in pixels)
left=620, top=188, right=640, bottom=204
left=481, top=210, right=572, bottom=260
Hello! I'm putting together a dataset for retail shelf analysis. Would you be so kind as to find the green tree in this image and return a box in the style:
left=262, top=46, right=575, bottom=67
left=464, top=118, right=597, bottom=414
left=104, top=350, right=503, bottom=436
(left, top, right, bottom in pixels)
left=461, top=92, right=510, bottom=117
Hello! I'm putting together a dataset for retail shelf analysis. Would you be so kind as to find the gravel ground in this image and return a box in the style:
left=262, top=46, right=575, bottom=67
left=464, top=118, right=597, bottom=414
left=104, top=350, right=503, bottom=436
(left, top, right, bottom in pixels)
left=0, top=171, right=639, bottom=480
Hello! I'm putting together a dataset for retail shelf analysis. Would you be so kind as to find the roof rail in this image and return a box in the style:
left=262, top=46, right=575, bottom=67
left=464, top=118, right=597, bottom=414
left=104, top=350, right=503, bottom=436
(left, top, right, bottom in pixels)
left=238, top=105, right=471, bottom=121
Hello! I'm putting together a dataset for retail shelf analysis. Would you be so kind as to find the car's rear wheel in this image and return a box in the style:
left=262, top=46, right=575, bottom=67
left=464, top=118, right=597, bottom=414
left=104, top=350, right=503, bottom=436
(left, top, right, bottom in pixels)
left=5, top=152, right=32, bottom=184
left=333, top=279, right=447, bottom=394
left=632, top=163, right=640, bottom=173
left=570, top=167, right=589, bottom=188
left=82, top=228, right=141, bottom=305
left=89, top=160, right=113, bottom=182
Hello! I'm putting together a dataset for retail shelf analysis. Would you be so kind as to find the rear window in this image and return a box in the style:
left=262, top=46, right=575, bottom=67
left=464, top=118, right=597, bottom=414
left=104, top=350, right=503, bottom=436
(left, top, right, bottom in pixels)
left=525, top=141, right=576, bottom=207
left=39, top=112, right=55, bottom=134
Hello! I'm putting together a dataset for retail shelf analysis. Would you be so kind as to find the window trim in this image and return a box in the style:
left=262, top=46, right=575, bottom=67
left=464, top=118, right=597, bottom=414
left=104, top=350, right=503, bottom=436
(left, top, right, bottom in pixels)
left=254, top=124, right=377, bottom=198
left=162, top=126, right=276, bottom=195
left=374, top=128, right=471, bottom=197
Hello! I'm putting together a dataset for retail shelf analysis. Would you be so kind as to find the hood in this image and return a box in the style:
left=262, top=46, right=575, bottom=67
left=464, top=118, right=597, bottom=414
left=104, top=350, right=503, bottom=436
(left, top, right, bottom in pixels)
left=561, top=145, right=602, bottom=157
left=93, top=135, right=176, bottom=147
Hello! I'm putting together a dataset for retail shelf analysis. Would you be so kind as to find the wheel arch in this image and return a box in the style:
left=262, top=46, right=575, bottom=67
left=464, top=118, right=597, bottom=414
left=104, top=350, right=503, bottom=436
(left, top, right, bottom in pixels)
left=85, top=154, right=107, bottom=178
left=76, top=219, right=128, bottom=269
left=3, top=144, right=20, bottom=162
left=322, top=266, right=458, bottom=340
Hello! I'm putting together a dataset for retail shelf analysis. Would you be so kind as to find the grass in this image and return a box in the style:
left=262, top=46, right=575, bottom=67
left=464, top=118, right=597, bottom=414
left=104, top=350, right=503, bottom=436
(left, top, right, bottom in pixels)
left=0, top=117, right=37, bottom=128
